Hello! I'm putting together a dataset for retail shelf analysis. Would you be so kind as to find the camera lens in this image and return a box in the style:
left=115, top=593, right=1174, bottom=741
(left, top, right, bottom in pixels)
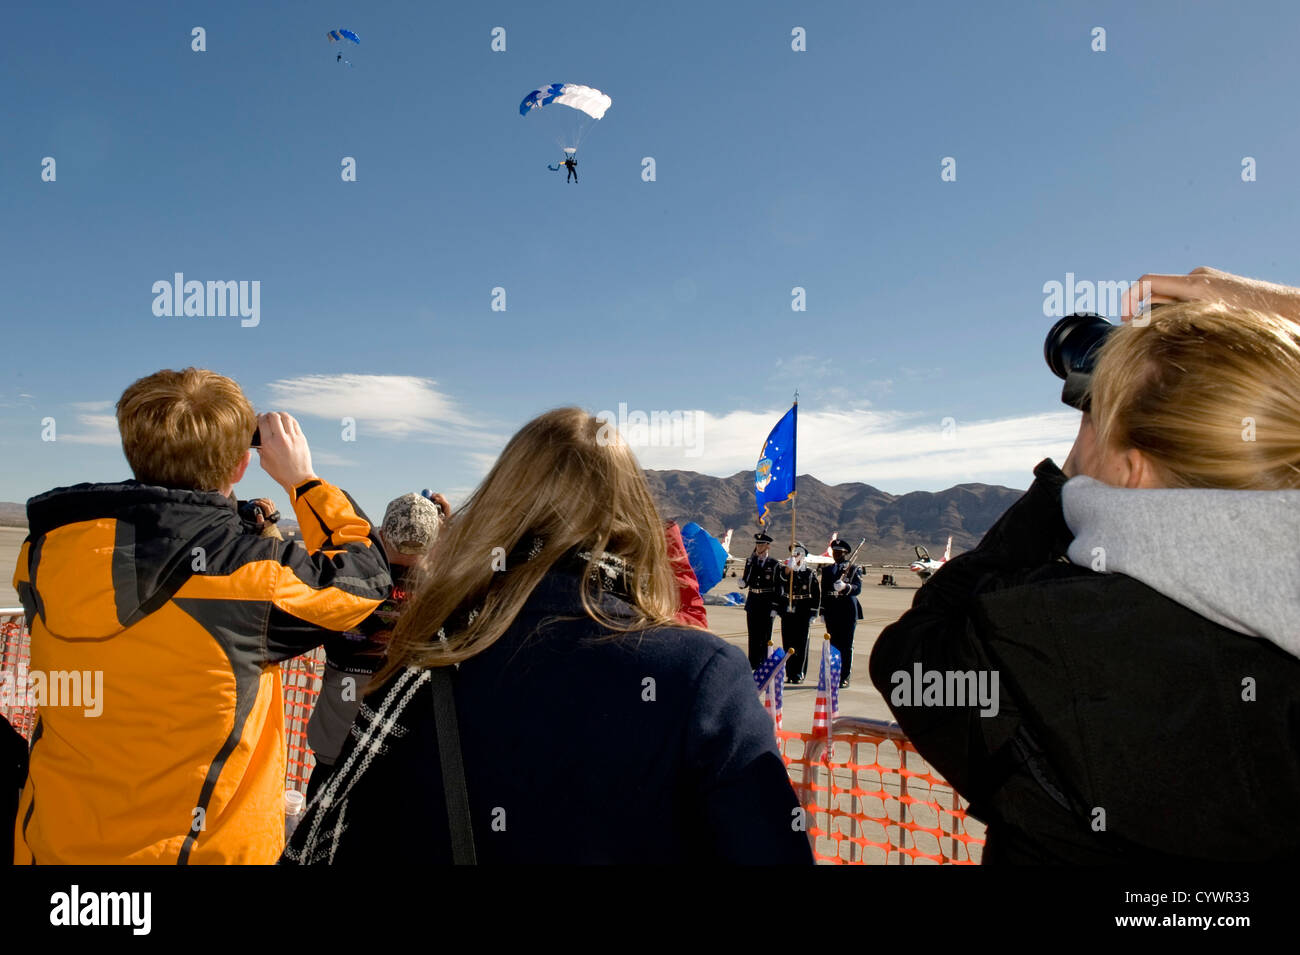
left=1044, top=313, right=1114, bottom=380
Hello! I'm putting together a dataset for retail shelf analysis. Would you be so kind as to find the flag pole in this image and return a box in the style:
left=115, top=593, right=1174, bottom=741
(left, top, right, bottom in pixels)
left=787, top=393, right=797, bottom=613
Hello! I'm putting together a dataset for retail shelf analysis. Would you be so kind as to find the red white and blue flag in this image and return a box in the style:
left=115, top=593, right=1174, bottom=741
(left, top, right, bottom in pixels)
left=753, top=644, right=790, bottom=734
left=812, top=638, right=841, bottom=741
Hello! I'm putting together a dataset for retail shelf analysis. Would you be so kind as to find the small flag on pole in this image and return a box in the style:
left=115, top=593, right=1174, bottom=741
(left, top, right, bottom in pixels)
left=753, top=644, right=791, bottom=736
left=812, top=637, right=841, bottom=741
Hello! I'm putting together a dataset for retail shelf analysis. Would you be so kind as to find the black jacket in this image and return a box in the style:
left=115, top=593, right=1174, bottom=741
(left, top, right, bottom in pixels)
left=284, top=564, right=814, bottom=865
left=869, top=459, right=1300, bottom=863
left=741, top=553, right=780, bottom=606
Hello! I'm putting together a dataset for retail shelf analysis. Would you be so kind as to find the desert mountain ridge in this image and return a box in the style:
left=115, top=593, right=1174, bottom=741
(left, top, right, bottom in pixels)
left=0, top=470, right=1025, bottom=564
left=644, top=469, right=1023, bottom=564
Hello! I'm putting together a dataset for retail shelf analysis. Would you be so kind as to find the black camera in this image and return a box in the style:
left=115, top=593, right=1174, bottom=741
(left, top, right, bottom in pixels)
left=251, top=426, right=261, bottom=448
left=237, top=499, right=280, bottom=531
left=1044, top=312, right=1114, bottom=411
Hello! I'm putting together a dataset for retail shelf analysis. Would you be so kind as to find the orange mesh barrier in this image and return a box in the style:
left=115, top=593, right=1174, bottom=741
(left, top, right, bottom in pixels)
left=281, top=648, right=325, bottom=794
left=778, top=718, right=986, bottom=864
left=0, top=613, right=35, bottom=738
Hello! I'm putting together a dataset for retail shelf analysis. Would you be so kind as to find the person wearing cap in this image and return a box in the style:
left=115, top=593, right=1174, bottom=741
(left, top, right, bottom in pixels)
left=778, top=542, right=820, bottom=683
left=820, top=539, right=863, bottom=687
left=305, top=491, right=448, bottom=799
left=740, top=532, right=781, bottom=668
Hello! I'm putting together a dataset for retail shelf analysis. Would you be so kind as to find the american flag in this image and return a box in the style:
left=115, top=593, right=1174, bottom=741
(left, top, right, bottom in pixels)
left=753, top=644, right=789, bottom=735
left=812, top=637, right=842, bottom=740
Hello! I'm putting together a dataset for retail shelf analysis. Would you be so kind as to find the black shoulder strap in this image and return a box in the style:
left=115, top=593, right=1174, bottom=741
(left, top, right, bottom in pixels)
left=430, top=666, right=477, bottom=865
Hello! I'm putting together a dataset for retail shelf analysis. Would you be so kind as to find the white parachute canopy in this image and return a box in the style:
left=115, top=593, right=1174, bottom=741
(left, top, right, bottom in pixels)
left=519, top=83, right=612, bottom=154
left=550, top=84, right=612, bottom=120
left=520, top=83, right=612, bottom=120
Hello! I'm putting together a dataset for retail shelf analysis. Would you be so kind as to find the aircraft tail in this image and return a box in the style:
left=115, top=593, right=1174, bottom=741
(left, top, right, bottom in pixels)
left=721, top=529, right=733, bottom=555
left=943, top=536, right=952, bottom=561
left=822, top=530, right=838, bottom=558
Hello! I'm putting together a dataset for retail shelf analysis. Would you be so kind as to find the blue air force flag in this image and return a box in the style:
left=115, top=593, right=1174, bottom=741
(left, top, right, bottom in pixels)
left=755, top=404, right=797, bottom=525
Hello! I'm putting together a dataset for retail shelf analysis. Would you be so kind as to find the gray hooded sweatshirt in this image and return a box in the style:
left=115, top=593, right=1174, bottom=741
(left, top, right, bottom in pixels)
left=1062, top=476, right=1300, bottom=660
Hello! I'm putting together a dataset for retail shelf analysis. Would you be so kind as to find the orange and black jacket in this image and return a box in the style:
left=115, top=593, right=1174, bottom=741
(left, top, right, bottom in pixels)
left=11, top=478, right=391, bottom=864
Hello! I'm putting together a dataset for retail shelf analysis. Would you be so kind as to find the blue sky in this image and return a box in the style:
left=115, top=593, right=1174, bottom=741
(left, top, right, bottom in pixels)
left=4, top=0, right=1300, bottom=521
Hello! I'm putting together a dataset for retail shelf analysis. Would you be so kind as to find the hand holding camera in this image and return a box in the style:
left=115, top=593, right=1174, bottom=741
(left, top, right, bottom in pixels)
left=254, top=412, right=319, bottom=493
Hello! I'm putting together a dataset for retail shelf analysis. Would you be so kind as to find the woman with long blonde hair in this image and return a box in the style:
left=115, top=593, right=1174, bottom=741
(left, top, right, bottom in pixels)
left=872, top=268, right=1300, bottom=863
left=285, top=407, right=813, bottom=865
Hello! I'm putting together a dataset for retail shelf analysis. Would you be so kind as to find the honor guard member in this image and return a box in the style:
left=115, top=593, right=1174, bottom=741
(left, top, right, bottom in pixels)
left=820, top=538, right=863, bottom=687
left=740, top=532, right=781, bottom=667
left=778, top=542, right=820, bottom=683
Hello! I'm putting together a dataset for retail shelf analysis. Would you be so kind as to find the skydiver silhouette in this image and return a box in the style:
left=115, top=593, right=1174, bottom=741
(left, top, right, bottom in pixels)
left=564, top=156, right=577, bottom=183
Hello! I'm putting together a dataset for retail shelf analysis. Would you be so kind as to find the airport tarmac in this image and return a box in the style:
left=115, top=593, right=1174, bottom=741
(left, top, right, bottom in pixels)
left=0, top=525, right=914, bottom=728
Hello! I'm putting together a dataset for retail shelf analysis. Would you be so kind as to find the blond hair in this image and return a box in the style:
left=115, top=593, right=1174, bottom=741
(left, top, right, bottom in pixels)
left=116, top=368, right=255, bottom=490
left=374, top=407, right=683, bottom=682
left=1089, top=301, right=1300, bottom=490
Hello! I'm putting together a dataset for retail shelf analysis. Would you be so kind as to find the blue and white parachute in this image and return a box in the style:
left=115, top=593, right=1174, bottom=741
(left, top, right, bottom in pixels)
left=519, top=83, right=611, bottom=120
left=519, top=84, right=611, bottom=160
left=328, top=29, right=360, bottom=67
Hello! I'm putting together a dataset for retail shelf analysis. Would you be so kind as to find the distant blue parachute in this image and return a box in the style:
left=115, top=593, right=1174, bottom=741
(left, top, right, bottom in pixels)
left=680, top=522, right=728, bottom=596
left=328, top=30, right=359, bottom=65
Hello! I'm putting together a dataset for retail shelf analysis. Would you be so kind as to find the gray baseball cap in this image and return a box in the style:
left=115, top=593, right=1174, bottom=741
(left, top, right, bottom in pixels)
left=381, top=493, right=442, bottom=555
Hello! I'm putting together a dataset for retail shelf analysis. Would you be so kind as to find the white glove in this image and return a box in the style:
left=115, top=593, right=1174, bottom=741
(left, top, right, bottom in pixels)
left=834, top=580, right=847, bottom=593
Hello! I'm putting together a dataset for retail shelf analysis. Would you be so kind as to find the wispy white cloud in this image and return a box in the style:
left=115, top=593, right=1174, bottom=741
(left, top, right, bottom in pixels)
left=264, top=375, right=505, bottom=448
left=310, top=450, right=357, bottom=468
left=60, top=413, right=120, bottom=446
left=615, top=405, right=1080, bottom=489
left=69, top=400, right=114, bottom=412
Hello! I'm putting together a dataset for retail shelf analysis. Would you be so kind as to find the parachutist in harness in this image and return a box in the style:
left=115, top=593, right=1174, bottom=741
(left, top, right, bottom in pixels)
left=564, top=156, right=578, bottom=182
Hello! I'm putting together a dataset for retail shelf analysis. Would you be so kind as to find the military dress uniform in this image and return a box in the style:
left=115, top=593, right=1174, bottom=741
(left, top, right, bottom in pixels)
left=778, top=544, right=820, bottom=683
left=820, top=540, right=864, bottom=686
left=741, top=533, right=781, bottom=668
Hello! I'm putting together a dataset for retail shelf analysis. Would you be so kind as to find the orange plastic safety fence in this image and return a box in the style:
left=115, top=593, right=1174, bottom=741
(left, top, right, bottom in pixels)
left=281, top=649, right=325, bottom=794
left=777, top=726, right=986, bottom=865
left=0, top=614, right=36, bottom=739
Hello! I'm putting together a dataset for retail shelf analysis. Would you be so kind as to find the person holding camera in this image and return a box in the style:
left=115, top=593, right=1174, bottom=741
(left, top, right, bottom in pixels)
left=870, top=268, right=1300, bottom=863
left=306, top=492, right=447, bottom=800
left=11, top=368, right=392, bottom=864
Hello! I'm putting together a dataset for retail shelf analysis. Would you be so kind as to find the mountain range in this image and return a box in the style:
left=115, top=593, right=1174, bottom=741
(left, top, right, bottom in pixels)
left=644, top=470, right=1022, bottom=563
left=1, top=470, right=1025, bottom=562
